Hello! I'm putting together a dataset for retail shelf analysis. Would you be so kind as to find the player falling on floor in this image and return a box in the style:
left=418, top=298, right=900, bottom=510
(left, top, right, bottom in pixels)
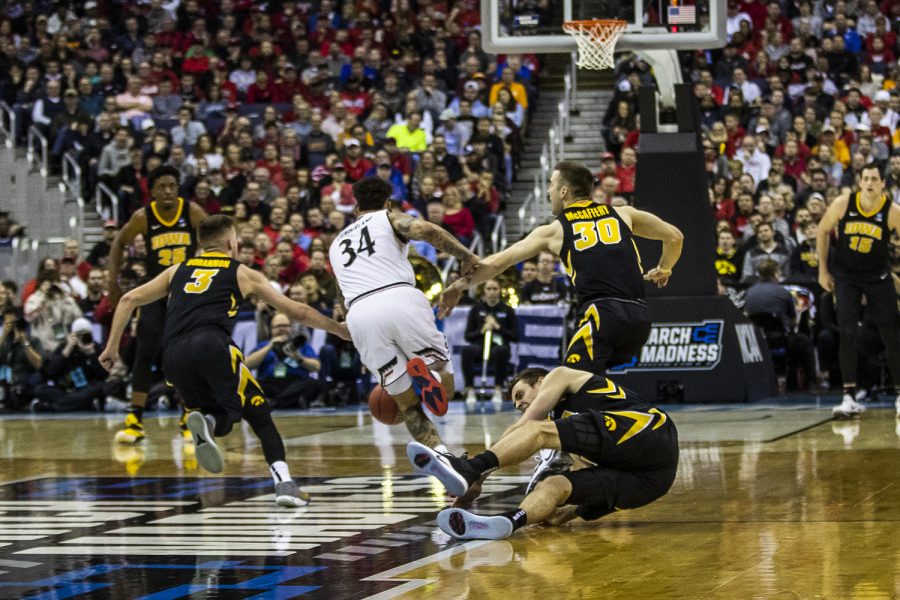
left=329, top=177, right=480, bottom=453
left=107, top=165, right=208, bottom=445
left=407, top=366, right=679, bottom=539
left=817, top=163, right=900, bottom=419
left=439, top=160, right=683, bottom=489
left=100, top=215, right=351, bottom=507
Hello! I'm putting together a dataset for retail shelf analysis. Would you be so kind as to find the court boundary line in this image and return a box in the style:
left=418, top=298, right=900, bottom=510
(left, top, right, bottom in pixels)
left=765, top=415, right=840, bottom=443
left=360, top=540, right=489, bottom=599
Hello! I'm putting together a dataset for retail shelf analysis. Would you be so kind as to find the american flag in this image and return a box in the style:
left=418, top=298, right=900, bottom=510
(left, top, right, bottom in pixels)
left=667, top=5, right=697, bottom=24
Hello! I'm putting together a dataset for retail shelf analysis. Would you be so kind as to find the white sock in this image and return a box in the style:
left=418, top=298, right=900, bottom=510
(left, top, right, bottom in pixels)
left=204, top=414, right=217, bottom=434
left=434, top=444, right=449, bottom=454
left=270, top=461, right=292, bottom=484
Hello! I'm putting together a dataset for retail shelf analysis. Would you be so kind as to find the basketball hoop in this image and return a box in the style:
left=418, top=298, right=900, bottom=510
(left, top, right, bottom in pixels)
left=563, top=19, right=628, bottom=70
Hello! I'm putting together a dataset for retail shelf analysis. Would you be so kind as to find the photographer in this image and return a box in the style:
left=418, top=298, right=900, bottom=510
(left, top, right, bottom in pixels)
left=245, top=312, right=325, bottom=409
left=0, top=308, right=44, bottom=410
left=32, top=318, right=106, bottom=412
left=24, top=271, right=83, bottom=353
left=461, top=279, right=519, bottom=404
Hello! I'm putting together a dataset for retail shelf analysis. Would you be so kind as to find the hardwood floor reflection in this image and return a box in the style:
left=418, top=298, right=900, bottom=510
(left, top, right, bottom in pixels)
left=0, top=406, right=898, bottom=598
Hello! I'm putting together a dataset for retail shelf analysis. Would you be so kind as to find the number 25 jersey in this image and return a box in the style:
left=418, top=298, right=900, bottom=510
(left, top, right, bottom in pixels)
left=146, top=198, right=197, bottom=278
left=557, top=200, right=644, bottom=304
left=330, top=210, right=415, bottom=308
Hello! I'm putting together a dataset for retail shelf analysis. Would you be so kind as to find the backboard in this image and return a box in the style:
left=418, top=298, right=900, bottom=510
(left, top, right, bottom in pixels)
left=481, top=0, right=727, bottom=53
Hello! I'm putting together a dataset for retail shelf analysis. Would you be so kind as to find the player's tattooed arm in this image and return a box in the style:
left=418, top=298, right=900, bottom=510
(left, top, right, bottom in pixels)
left=389, top=211, right=478, bottom=273
left=402, top=405, right=442, bottom=449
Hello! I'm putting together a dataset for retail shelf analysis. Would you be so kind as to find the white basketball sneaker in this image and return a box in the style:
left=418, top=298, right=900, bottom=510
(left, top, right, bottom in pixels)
left=525, top=449, right=573, bottom=495
left=437, top=508, right=513, bottom=540
left=832, top=394, right=865, bottom=419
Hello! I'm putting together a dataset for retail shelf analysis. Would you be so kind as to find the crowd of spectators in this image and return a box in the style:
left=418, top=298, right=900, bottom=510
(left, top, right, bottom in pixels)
left=0, top=0, right=541, bottom=255
left=0, top=0, right=563, bottom=412
left=601, top=0, right=900, bottom=391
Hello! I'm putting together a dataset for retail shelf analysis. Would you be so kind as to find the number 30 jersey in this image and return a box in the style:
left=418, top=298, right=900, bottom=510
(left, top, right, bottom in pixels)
left=330, top=209, right=415, bottom=308
left=146, top=198, right=197, bottom=278
left=558, top=200, right=644, bottom=304
left=164, top=252, right=242, bottom=345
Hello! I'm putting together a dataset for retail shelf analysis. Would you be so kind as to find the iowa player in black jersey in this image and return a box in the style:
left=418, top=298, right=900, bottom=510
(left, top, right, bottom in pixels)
left=406, top=367, right=678, bottom=539
left=100, top=215, right=350, bottom=507
left=817, top=163, right=900, bottom=419
left=440, top=160, right=683, bottom=374
left=107, top=165, right=207, bottom=445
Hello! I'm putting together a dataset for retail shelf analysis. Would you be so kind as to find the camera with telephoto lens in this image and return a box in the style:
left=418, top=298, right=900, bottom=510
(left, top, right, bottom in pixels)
left=77, top=331, right=94, bottom=345
left=273, top=332, right=309, bottom=355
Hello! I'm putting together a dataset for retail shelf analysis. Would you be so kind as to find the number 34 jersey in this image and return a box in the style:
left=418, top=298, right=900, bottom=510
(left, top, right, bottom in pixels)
left=330, top=209, right=415, bottom=308
left=164, top=252, right=242, bottom=345
left=558, top=200, right=644, bottom=304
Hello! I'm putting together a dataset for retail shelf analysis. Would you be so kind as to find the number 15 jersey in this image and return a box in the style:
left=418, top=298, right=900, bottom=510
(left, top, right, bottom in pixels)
left=330, top=210, right=415, bottom=308
left=558, top=200, right=644, bottom=304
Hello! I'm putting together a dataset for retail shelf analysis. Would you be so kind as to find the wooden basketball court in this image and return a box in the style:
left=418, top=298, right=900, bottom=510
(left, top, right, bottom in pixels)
left=0, top=400, right=898, bottom=599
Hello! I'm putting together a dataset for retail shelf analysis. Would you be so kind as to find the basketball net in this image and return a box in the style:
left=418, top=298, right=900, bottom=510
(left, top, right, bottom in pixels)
left=563, top=19, right=628, bottom=70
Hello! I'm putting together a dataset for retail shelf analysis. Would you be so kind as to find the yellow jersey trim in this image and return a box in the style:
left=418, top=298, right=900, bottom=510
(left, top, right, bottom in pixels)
left=855, top=193, right=886, bottom=218
left=567, top=200, right=593, bottom=209
left=150, top=197, right=184, bottom=228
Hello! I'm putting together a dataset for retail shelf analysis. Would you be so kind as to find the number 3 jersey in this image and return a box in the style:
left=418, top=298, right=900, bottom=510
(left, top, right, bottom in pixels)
left=146, top=198, right=197, bottom=278
left=833, top=192, right=892, bottom=279
left=164, top=252, right=242, bottom=345
left=557, top=200, right=644, bottom=304
left=330, top=210, right=415, bottom=308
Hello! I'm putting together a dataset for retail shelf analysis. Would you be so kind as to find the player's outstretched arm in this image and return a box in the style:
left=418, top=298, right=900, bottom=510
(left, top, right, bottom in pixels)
left=816, top=194, right=849, bottom=293
left=107, top=210, right=148, bottom=308
left=389, top=211, right=479, bottom=275
left=438, top=221, right=561, bottom=318
left=617, top=206, right=684, bottom=288
left=99, top=266, right=175, bottom=370
left=500, top=367, right=592, bottom=440
left=240, top=266, right=351, bottom=341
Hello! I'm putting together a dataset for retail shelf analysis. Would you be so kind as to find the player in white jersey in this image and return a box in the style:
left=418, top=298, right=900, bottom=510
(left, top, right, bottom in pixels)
left=331, top=177, right=480, bottom=450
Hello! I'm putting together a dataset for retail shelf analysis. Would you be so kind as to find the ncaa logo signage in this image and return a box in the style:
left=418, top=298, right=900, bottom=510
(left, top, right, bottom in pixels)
left=610, top=320, right=724, bottom=373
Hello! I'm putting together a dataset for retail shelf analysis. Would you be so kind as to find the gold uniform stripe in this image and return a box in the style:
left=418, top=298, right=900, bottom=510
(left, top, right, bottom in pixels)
left=605, top=410, right=656, bottom=445
left=229, top=346, right=262, bottom=407
left=855, top=192, right=886, bottom=218
left=150, top=197, right=184, bottom=228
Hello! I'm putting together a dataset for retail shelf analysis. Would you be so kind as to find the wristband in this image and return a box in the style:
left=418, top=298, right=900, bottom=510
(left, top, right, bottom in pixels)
left=656, top=267, right=672, bottom=276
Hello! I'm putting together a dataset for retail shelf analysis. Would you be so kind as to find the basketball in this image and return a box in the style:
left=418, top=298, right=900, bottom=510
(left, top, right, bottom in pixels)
left=368, top=385, right=403, bottom=425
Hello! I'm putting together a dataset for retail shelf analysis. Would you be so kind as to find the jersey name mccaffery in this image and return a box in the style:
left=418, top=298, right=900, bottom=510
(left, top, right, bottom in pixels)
left=564, top=204, right=610, bottom=221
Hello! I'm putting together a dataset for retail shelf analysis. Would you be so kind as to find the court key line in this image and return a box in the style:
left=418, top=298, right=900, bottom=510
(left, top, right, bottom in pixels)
left=359, top=540, right=490, bottom=599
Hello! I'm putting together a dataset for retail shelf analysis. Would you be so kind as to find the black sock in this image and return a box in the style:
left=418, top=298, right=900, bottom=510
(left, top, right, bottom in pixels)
left=842, top=385, right=856, bottom=399
left=467, top=450, right=499, bottom=475
left=128, top=406, right=143, bottom=421
left=503, top=508, right=528, bottom=532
